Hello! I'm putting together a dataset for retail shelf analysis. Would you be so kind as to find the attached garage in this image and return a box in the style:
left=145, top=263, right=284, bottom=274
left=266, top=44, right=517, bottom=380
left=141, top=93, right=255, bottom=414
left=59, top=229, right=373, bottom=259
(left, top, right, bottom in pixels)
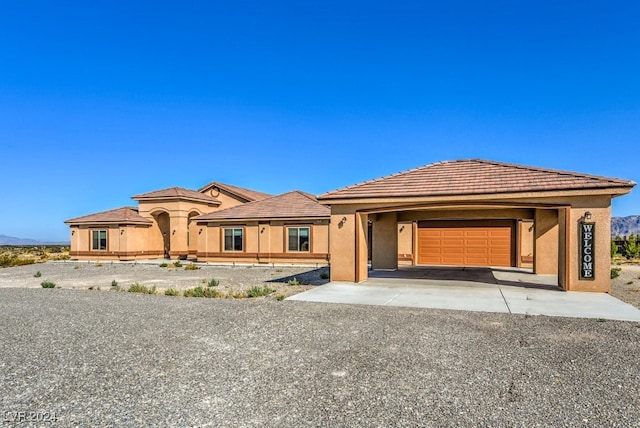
left=318, top=159, right=636, bottom=292
left=417, top=220, right=514, bottom=267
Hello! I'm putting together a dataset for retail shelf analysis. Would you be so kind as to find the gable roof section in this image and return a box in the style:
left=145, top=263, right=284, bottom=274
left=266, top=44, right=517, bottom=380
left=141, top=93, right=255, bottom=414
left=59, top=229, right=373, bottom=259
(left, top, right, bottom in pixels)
left=65, top=207, right=152, bottom=226
left=132, top=187, right=221, bottom=205
left=194, top=191, right=330, bottom=222
left=198, top=181, right=272, bottom=202
left=318, top=159, right=636, bottom=200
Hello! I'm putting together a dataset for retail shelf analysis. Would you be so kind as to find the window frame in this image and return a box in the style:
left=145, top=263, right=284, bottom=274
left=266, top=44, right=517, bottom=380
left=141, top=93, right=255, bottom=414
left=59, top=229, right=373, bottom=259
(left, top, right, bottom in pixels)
left=91, top=229, right=108, bottom=251
left=223, top=227, right=244, bottom=252
left=287, top=226, right=311, bottom=252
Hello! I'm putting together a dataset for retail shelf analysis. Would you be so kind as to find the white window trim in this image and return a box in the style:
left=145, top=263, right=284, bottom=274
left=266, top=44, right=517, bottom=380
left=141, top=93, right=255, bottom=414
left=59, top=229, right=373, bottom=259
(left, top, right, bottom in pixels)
left=91, top=230, right=108, bottom=251
left=223, top=227, right=244, bottom=252
left=287, top=226, right=311, bottom=252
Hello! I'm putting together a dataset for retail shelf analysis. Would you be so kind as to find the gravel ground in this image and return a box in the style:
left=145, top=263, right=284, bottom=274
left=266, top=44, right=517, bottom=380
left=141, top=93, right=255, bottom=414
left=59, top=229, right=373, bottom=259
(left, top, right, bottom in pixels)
left=0, top=261, right=327, bottom=298
left=611, top=264, right=640, bottom=309
left=0, top=289, right=639, bottom=427
left=1, top=262, right=640, bottom=426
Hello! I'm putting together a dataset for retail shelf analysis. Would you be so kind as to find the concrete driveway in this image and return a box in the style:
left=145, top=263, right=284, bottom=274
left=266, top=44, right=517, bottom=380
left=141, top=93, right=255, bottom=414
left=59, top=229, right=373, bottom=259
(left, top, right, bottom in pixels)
left=288, top=267, right=640, bottom=322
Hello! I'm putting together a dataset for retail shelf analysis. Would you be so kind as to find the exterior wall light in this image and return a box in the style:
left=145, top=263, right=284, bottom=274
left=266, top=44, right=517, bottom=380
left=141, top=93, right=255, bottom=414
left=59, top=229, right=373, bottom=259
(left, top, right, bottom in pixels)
left=584, top=211, right=592, bottom=221
left=341, top=217, right=347, bottom=223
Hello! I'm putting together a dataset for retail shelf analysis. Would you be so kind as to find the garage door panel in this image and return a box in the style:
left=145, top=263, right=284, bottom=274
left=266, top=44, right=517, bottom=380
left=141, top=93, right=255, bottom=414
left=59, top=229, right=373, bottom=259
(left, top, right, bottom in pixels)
left=417, top=223, right=513, bottom=267
left=466, top=239, right=489, bottom=246
left=466, top=247, right=489, bottom=255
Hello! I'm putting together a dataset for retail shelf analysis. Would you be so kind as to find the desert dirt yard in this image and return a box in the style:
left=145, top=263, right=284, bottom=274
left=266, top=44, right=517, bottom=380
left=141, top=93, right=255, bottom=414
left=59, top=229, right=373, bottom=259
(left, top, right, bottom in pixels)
left=0, top=261, right=328, bottom=299
left=0, top=261, right=639, bottom=308
left=1, top=262, right=640, bottom=426
left=610, top=264, right=640, bottom=309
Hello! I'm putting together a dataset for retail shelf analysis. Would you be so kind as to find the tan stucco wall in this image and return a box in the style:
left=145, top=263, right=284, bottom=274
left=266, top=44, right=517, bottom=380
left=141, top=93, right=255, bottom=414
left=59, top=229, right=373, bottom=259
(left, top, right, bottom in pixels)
left=565, top=197, right=612, bottom=292
left=196, top=220, right=330, bottom=265
left=398, top=221, right=413, bottom=265
left=534, top=209, right=559, bottom=275
left=137, top=199, right=218, bottom=258
left=212, top=191, right=250, bottom=209
left=518, top=220, right=534, bottom=268
left=69, top=224, right=153, bottom=260
left=329, top=206, right=359, bottom=281
left=372, top=212, right=398, bottom=270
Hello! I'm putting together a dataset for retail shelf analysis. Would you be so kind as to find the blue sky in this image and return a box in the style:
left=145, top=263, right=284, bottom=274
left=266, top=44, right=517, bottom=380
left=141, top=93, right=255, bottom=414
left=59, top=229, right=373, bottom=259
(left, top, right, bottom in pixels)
left=1, top=1, right=639, bottom=242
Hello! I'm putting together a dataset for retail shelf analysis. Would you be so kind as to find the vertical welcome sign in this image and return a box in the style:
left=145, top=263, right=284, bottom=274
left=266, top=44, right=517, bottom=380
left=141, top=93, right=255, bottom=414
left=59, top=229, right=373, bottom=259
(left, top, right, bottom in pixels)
left=579, top=222, right=595, bottom=280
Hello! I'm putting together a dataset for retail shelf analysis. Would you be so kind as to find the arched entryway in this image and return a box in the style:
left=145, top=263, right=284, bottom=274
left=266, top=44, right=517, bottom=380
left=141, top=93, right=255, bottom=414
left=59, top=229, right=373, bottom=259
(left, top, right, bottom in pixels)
left=153, top=211, right=171, bottom=258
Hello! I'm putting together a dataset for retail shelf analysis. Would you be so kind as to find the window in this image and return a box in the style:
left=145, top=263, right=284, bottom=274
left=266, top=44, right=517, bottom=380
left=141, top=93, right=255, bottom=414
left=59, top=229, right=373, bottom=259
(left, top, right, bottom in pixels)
left=91, top=230, right=107, bottom=251
left=288, top=227, right=310, bottom=252
left=224, top=228, right=243, bottom=251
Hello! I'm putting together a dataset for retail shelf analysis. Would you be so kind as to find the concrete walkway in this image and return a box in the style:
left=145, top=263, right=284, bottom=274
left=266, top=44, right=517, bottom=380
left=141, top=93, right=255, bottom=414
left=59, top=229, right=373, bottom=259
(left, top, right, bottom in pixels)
left=287, top=267, right=640, bottom=322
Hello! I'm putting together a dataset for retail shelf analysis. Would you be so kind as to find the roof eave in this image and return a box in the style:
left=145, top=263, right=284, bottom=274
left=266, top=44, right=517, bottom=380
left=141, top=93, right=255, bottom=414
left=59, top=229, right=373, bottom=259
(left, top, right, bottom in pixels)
left=65, top=220, right=153, bottom=226
left=195, top=215, right=330, bottom=223
left=132, top=196, right=221, bottom=205
left=318, top=186, right=636, bottom=205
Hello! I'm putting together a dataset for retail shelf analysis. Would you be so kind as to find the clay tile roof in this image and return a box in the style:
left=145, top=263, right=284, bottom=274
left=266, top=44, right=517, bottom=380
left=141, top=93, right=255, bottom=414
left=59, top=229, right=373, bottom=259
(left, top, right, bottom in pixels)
left=65, top=207, right=152, bottom=225
left=193, top=191, right=330, bottom=222
left=132, top=187, right=221, bottom=204
left=198, top=181, right=272, bottom=202
left=318, top=159, right=636, bottom=200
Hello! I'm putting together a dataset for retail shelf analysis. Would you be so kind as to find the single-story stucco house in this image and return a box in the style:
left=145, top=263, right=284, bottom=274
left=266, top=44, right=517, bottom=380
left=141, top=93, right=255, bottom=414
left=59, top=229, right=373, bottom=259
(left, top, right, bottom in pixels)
left=66, top=159, right=635, bottom=293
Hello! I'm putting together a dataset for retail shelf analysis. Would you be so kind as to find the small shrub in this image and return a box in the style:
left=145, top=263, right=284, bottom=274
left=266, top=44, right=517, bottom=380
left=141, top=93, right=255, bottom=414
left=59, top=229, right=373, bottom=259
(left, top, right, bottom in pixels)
left=184, top=263, right=200, bottom=270
left=88, top=286, right=101, bottom=291
left=275, top=268, right=283, bottom=273
left=183, top=286, right=222, bottom=298
left=111, top=285, right=123, bottom=292
left=207, top=278, right=219, bottom=287
left=111, top=279, right=118, bottom=287
left=627, top=281, right=634, bottom=285
left=159, top=263, right=168, bottom=268
left=611, top=268, right=622, bottom=279
left=74, top=266, right=81, bottom=270
left=95, top=263, right=103, bottom=267
left=128, top=283, right=156, bottom=294
left=276, top=294, right=285, bottom=301
left=247, top=286, right=275, bottom=298
left=41, top=281, right=56, bottom=288
left=231, top=291, right=247, bottom=299
left=287, top=277, right=300, bottom=286
left=164, top=288, right=181, bottom=296
left=203, top=287, right=222, bottom=298
left=173, top=261, right=183, bottom=268
left=34, top=271, right=42, bottom=278
left=183, top=286, right=204, bottom=297
left=320, top=272, right=330, bottom=280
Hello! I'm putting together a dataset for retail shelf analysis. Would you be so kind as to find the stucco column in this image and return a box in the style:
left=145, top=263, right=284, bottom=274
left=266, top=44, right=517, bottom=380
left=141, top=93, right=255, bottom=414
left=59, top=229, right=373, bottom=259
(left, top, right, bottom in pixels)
left=566, top=204, right=611, bottom=292
left=170, top=214, right=188, bottom=257
left=355, top=212, right=369, bottom=282
left=329, top=206, right=368, bottom=282
left=534, top=209, right=559, bottom=275
left=372, top=212, right=398, bottom=270
left=329, top=207, right=358, bottom=282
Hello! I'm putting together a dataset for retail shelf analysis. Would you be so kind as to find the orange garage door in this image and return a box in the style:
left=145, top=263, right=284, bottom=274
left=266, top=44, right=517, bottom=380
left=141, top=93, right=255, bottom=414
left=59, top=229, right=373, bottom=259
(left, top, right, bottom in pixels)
left=417, top=222, right=513, bottom=267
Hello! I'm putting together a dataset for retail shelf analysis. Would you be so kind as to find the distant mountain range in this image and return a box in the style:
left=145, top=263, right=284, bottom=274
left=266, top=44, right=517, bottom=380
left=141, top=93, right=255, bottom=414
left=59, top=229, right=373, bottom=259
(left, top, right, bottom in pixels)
left=611, top=216, right=640, bottom=238
left=0, top=235, right=68, bottom=246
